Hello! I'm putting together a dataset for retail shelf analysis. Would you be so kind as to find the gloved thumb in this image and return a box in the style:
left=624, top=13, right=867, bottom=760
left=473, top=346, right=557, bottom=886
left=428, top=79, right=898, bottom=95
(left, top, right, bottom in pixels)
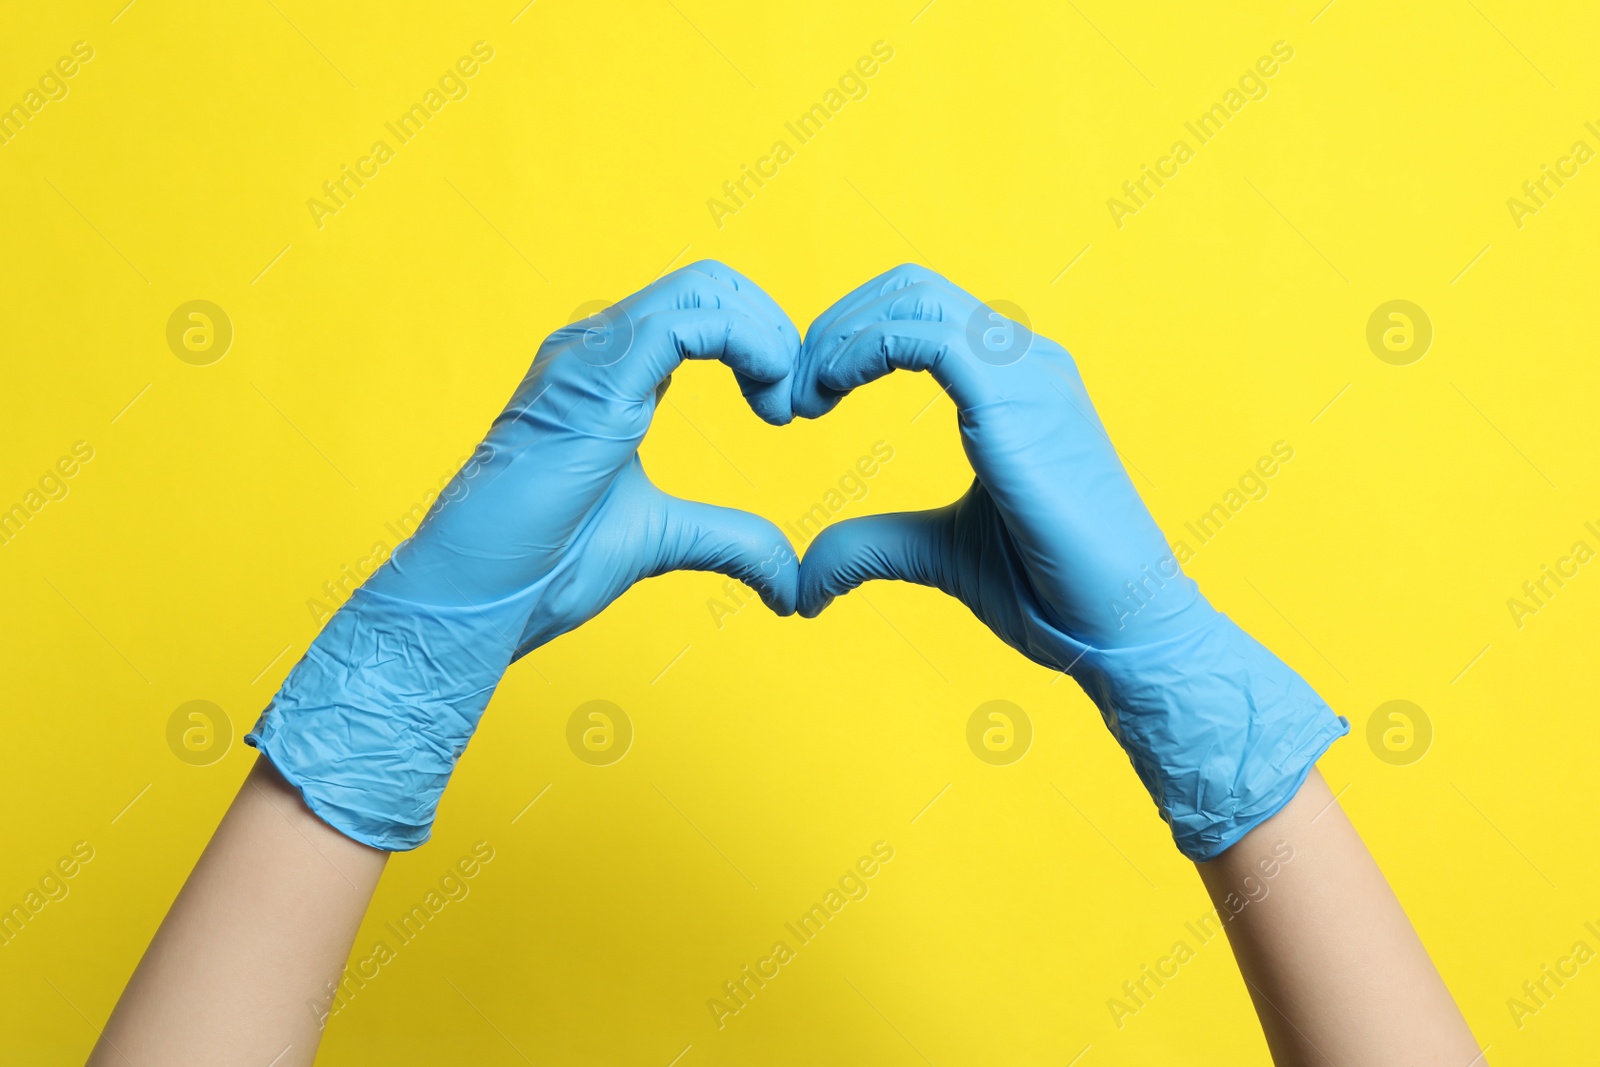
left=649, top=495, right=799, bottom=616
left=798, top=508, right=955, bottom=618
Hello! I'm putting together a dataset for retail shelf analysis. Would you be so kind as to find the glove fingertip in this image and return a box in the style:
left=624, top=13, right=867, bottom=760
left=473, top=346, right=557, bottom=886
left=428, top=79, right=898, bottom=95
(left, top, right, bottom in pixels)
left=743, top=378, right=795, bottom=426
left=753, top=558, right=799, bottom=617
left=790, top=382, right=844, bottom=421
left=797, top=591, right=834, bottom=619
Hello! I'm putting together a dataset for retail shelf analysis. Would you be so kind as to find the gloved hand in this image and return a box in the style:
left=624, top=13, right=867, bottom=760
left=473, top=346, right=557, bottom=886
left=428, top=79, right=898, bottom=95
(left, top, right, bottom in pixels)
left=248, top=261, right=801, bottom=850
left=792, top=265, right=1347, bottom=861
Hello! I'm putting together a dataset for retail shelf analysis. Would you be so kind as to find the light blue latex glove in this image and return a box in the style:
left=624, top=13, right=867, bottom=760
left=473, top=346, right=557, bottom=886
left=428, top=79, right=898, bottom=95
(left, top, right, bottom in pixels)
left=792, top=265, right=1347, bottom=861
left=248, top=261, right=801, bottom=850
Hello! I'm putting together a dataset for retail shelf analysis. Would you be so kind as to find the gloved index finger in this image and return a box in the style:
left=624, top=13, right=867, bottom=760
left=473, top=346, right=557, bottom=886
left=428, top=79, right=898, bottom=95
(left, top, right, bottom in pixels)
left=678, top=259, right=801, bottom=352
left=580, top=260, right=798, bottom=424
left=676, top=260, right=801, bottom=425
left=803, top=262, right=949, bottom=353
left=612, top=306, right=793, bottom=406
left=793, top=273, right=988, bottom=419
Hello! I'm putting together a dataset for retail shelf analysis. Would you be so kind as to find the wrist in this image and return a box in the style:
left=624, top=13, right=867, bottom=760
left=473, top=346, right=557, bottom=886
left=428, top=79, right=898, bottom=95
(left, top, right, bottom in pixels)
left=1052, top=611, right=1348, bottom=862
left=245, top=578, right=535, bottom=851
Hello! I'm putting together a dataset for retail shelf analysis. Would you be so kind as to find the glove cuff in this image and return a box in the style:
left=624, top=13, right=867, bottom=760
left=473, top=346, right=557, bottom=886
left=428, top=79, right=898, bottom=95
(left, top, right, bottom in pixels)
left=1059, top=611, right=1348, bottom=862
left=246, top=580, right=532, bottom=851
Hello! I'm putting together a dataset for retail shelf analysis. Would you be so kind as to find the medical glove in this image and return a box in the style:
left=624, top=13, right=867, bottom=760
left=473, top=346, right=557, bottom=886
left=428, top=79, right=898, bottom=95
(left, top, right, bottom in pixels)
left=248, top=261, right=801, bottom=850
left=792, top=265, right=1347, bottom=861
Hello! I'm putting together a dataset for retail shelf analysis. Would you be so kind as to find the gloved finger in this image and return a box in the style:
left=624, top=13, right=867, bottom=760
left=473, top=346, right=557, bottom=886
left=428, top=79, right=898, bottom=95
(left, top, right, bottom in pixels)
left=615, top=307, right=793, bottom=412
left=798, top=508, right=954, bottom=618
left=610, top=259, right=784, bottom=325
left=794, top=265, right=950, bottom=419
left=794, top=274, right=986, bottom=419
left=677, top=260, right=801, bottom=425
left=816, top=317, right=992, bottom=417
left=678, top=260, right=801, bottom=352
left=649, top=494, right=799, bottom=616
left=566, top=261, right=798, bottom=425
left=803, top=262, right=947, bottom=356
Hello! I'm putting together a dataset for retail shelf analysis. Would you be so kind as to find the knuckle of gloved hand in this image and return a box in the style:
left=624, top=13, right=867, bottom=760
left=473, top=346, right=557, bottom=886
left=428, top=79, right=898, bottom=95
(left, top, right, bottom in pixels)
left=888, top=263, right=938, bottom=286
left=685, top=257, right=731, bottom=277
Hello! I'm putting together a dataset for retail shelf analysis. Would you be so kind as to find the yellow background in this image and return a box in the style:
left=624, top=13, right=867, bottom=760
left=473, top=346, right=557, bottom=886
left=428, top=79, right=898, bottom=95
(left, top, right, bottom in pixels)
left=3, top=0, right=1597, bottom=1063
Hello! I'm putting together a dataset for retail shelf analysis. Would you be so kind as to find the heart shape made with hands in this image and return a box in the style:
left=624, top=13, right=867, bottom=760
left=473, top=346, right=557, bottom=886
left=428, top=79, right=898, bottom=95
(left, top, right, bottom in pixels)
left=525, top=257, right=1212, bottom=670
left=252, top=258, right=1347, bottom=860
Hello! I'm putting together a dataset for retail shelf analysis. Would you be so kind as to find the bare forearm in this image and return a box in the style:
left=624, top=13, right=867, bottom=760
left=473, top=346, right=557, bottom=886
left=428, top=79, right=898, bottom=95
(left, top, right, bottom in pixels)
left=91, top=758, right=387, bottom=1067
left=1198, top=769, right=1483, bottom=1066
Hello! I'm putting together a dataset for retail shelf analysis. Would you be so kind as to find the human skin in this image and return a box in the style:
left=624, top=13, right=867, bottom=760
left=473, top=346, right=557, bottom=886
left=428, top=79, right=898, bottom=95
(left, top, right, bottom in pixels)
left=89, top=758, right=386, bottom=1067
left=90, top=763, right=1486, bottom=1066
left=1197, top=767, right=1486, bottom=1066
left=90, top=261, right=1484, bottom=1064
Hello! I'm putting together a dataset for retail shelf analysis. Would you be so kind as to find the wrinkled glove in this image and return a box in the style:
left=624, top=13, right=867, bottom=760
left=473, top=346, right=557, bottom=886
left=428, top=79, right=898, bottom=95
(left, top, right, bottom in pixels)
left=248, top=261, right=801, bottom=850
left=792, top=265, right=1347, bottom=861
